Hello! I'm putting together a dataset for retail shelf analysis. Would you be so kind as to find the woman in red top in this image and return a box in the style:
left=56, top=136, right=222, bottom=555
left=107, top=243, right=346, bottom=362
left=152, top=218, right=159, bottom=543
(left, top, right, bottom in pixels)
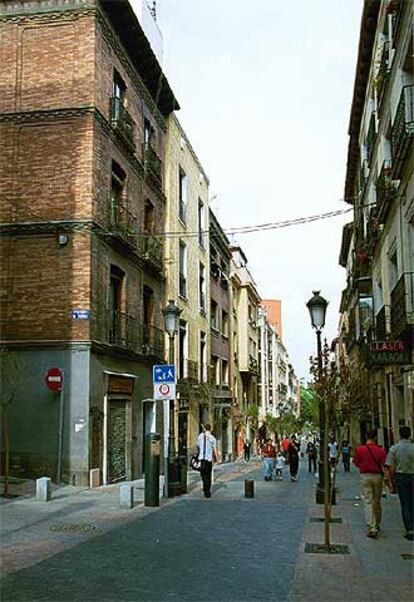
left=353, top=429, right=387, bottom=538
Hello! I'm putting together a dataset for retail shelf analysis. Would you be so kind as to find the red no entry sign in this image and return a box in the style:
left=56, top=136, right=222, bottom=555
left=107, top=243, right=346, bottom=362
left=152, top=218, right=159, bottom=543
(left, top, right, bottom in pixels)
left=45, top=367, right=63, bottom=391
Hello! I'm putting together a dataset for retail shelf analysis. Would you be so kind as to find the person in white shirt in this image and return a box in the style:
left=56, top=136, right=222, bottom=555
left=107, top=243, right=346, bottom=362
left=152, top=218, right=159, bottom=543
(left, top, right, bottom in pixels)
left=328, top=437, right=338, bottom=468
left=274, top=451, right=285, bottom=481
left=197, top=424, right=219, bottom=498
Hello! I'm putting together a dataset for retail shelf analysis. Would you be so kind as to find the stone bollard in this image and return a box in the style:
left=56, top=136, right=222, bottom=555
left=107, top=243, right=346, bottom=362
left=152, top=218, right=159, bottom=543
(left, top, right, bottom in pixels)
left=120, top=483, right=134, bottom=509
left=36, top=477, right=52, bottom=502
left=89, top=468, right=100, bottom=488
left=244, top=479, right=254, bottom=498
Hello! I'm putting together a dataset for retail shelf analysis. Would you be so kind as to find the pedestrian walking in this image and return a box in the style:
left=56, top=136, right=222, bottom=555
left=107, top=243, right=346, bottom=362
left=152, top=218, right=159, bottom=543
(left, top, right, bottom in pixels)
left=261, top=438, right=276, bottom=481
left=274, top=451, right=285, bottom=480
left=197, top=424, right=219, bottom=498
left=306, top=441, right=317, bottom=473
left=328, top=437, right=339, bottom=469
left=243, top=439, right=251, bottom=462
left=353, top=429, right=387, bottom=539
left=281, top=436, right=290, bottom=458
left=341, top=440, right=351, bottom=472
left=385, top=426, right=414, bottom=541
left=287, top=438, right=300, bottom=482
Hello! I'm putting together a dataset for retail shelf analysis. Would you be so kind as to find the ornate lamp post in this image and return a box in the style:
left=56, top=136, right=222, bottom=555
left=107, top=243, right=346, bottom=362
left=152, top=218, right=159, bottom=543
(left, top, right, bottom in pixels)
left=306, top=290, right=328, bottom=504
left=162, top=300, right=182, bottom=497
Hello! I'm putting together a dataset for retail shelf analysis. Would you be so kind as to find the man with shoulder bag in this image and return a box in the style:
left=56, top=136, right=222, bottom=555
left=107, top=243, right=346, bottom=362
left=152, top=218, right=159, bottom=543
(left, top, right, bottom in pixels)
left=197, top=424, right=219, bottom=498
left=353, top=429, right=387, bottom=539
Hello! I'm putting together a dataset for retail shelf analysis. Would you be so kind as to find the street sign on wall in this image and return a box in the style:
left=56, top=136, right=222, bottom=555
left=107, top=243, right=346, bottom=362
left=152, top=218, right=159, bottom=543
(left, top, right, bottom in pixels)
left=45, top=367, right=63, bottom=391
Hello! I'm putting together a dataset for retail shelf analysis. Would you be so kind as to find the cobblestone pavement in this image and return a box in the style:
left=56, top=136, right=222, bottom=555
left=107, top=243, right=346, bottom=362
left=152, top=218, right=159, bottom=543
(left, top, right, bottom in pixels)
left=1, top=460, right=413, bottom=601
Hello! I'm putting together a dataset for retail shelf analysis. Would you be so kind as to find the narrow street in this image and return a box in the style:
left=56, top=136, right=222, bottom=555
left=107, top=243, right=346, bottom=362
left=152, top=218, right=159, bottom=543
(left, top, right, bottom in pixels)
left=1, top=460, right=412, bottom=602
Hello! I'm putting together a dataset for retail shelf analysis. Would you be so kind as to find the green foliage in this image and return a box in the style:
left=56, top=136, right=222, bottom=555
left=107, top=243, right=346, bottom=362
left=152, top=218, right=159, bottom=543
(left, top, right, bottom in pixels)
left=246, top=403, right=259, bottom=430
left=300, top=384, right=318, bottom=427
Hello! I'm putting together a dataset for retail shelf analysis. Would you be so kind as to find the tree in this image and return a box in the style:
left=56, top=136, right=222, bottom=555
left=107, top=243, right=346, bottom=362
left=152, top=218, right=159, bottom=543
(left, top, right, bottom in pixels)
left=0, top=349, right=24, bottom=497
left=300, top=384, right=318, bottom=428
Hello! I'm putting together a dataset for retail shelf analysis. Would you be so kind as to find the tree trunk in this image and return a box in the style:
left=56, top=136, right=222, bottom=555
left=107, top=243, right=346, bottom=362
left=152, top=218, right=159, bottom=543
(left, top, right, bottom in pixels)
left=324, top=400, right=331, bottom=549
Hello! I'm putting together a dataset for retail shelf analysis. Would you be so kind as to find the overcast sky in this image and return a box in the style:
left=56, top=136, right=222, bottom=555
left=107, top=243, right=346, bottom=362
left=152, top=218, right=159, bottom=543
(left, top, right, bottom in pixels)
left=157, top=0, right=363, bottom=379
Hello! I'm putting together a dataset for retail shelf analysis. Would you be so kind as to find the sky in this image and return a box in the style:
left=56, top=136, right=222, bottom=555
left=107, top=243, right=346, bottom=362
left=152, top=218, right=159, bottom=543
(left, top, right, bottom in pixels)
left=156, top=0, right=363, bottom=379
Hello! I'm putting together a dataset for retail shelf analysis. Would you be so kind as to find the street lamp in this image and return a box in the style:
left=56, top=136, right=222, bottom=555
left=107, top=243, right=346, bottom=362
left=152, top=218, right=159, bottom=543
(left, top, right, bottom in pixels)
left=306, top=290, right=328, bottom=504
left=162, top=300, right=182, bottom=497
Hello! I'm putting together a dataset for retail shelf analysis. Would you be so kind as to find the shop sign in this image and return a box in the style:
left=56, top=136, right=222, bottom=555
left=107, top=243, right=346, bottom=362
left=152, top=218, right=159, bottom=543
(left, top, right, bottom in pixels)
left=108, top=375, right=135, bottom=395
left=368, top=340, right=411, bottom=366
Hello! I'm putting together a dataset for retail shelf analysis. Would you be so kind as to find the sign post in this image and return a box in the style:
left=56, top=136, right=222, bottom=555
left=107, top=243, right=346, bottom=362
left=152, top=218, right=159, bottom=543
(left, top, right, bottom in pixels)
left=45, top=368, right=64, bottom=485
left=153, top=365, right=176, bottom=497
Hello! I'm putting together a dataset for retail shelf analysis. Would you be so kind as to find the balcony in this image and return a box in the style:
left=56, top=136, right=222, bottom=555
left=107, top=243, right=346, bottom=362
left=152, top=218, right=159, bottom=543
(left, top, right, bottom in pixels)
left=142, top=234, right=163, bottom=270
left=366, top=112, right=377, bottom=164
left=391, top=85, right=414, bottom=178
left=390, top=0, right=403, bottom=48
left=108, top=197, right=137, bottom=245
left=375, top=304, right=391, bottom=341
left=391, top=272, right=414, bottom=338
left=249, top=354, right=259, bottom=373
left=141, top=323, right=164, bottom=358
left=110, top=97, right=135, bottom=149
left=376, top=42, right=390, bottom=109
left=376, top=161, right=395, bottom=223
left=108, top=311, right=139, bottom=350
left=107, top=311, right=164, bottom=359
left=142, top=143, right=162, bottom=186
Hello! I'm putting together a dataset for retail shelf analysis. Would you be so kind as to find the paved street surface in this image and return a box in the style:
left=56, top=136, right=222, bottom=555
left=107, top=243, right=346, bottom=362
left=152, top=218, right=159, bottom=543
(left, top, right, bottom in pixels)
left=1, top=459, right=413, bottom=601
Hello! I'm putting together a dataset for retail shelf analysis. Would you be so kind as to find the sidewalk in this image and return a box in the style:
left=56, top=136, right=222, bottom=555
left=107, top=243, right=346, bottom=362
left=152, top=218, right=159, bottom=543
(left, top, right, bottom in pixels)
left=289, top=466, right=414, bottom=601
left=0, top=460, right=255, bottom=577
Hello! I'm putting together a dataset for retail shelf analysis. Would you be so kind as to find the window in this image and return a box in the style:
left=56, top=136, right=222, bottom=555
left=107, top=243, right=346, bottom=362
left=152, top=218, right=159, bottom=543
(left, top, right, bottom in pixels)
left=179, top=167, right=187, bottom=224
left=221, top=310, right=229, bottom=337
left=198, top=199, right=205, bottom=248
left=144, top=118, right=154, bottom=148
left=211, top=300, right=218, bottom=330
left=199, top=263, right=206, bottom=312
left=212, top=356, right=220, bottom=386
left=110, top=161, right=126, bottom=204
left=179, top=240, right=187, bottom=298
left=200, top=331, right=206, bottom=381
left=178, top=320, right=188, bottom=379
left=388, top=248, right=398, bottom=291
left=113, top=71, right=126, bottom=102
left=109, top=264, right=125, bottom=344
left=144, top=200, right=154, bottom=234
left=222, top=359, right=229, bottom=386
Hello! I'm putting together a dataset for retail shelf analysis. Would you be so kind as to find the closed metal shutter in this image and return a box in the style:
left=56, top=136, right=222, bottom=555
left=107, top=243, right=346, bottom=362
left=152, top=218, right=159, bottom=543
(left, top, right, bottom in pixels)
left=108, top=401, right=126, bottom=483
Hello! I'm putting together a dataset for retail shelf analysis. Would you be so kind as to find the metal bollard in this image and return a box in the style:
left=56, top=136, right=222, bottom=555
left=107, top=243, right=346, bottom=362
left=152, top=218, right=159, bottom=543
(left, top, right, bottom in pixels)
left=244, top=479, right=254, bottom=498
left=145, top=433, right=160, bottom=507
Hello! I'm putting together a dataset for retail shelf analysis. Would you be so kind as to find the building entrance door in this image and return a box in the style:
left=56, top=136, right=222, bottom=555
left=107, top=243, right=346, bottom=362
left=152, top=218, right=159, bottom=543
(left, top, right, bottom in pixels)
left=108, top=400, right=127, bottom=483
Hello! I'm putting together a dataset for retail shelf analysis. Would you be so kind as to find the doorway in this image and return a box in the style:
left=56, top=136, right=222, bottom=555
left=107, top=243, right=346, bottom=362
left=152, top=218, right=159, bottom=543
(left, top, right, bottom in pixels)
left=107, top=400, right=127, bottom=483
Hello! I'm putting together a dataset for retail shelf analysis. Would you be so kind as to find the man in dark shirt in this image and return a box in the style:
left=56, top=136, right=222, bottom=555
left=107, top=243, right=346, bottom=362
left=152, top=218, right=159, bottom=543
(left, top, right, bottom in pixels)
left=353, top=429, right=387, bottom=539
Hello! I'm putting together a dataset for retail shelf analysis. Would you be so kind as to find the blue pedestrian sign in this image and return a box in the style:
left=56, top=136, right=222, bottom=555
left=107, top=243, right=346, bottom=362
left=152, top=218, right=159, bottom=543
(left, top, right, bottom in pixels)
left=153, top=365, right=176, bottom=384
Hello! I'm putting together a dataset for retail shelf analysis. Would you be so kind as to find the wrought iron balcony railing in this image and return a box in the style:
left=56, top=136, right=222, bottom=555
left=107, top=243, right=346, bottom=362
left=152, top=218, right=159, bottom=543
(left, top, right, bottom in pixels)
left=110, top=97, right=135, bottom=149
left=141, top=323, right=164, bottom=358
left=375, top=304, right=391, bottom=341
left=376, top=160, right=395, bottom=223
left=108, top=310, right=139, bottom=349
left=366, top=112, right=377, bottom=164
left=142, top=143, right=162, bottom=185
left=142, top=234, right=162, bottom=269
left=108, top=196, right=138, bottom=243
left=391, top=272, right=414, bottom=338
left=391, top=85, right=414, bottom=178
left=391, top=0, right=403, bottom=48
left=107, top=310, right=164, bottom=358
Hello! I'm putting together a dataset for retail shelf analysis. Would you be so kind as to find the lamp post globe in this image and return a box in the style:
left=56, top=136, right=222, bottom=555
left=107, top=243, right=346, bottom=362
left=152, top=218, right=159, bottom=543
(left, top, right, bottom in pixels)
left=306, top=290, right=328, bottom=332
left=162, top=299, right=181, bottom=337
